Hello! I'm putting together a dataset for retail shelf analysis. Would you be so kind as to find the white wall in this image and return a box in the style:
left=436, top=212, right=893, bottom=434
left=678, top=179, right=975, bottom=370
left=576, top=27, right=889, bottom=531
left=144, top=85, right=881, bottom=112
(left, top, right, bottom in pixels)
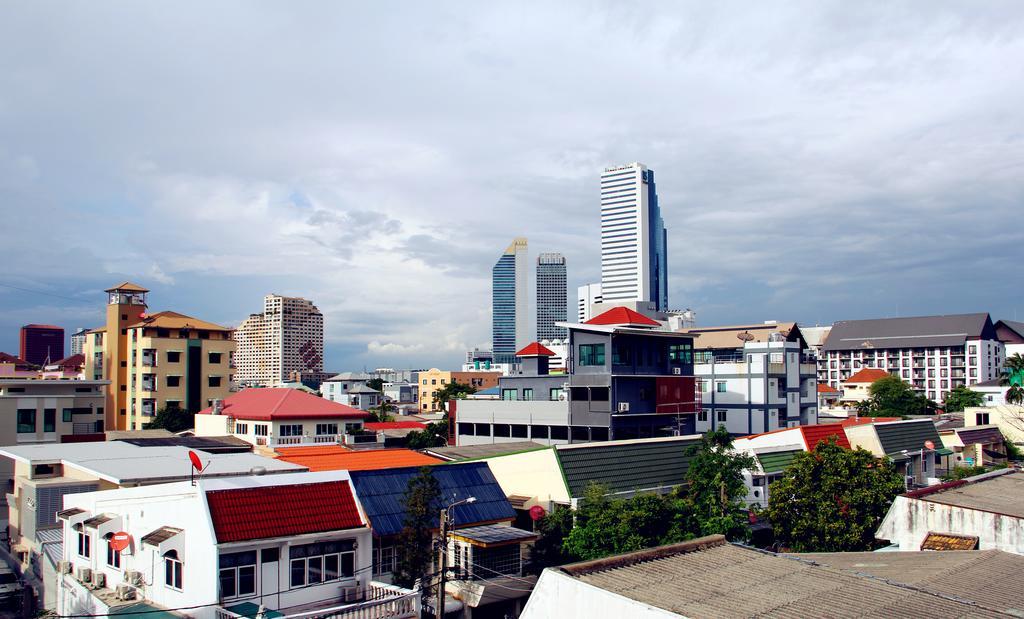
left=483, top=448, right=569, bottom=508
left=522, top=569, right=678, bottom=619
left=877, top=493, right=1024, bottom=554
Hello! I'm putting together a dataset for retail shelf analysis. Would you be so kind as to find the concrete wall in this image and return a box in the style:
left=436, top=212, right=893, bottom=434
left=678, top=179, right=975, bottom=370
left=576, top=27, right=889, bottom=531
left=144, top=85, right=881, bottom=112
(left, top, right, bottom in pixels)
left=454, top=400, right=571, bottom=446
left=483, top=448, right=569, bottom=508
left=877, top=494, right=1024, bottom=554
left=965, top=405, right=1024, bottom=445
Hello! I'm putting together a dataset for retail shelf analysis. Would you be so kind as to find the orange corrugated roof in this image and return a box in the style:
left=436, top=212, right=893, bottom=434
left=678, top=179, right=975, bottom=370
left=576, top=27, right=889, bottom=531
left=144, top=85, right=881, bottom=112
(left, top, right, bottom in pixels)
left=844, top=368, right=891, bottom=384
left=275, top=447, right=443, bottom=472
left=800, top=425, right=851, bottom=450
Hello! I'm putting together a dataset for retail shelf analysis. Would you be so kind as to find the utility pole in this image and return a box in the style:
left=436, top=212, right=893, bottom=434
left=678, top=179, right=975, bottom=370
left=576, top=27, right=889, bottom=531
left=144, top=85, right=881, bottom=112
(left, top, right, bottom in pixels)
left=434, top=507, right=448, bottom=619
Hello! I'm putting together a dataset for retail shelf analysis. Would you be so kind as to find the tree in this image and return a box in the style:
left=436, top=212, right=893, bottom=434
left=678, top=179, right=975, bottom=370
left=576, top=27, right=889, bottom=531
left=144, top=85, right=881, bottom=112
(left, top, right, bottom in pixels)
left=859, top=375, right=937, bottom=418
left=405, top=420, right=448, bottom=449
left=367, top=377, right=385, bottom=392
left=766, top=439, right=905, bottom=552
left=684, top=426, right=756, bottom=540
left=1006, top=384, right=1024, bottom=406
left=144, top=406, right=193, bottom=433
left=432, top=381, right=476, bottom=414
left=943, top=386, right=985, bottom=413
left=367, top=399, right=397, bottom=423
left=527, top=505, right=575, bottom=573
left=393, top=467, right=442, bottom=588
left=1001, top=353, right=1024, bottom=386
left=562, top=484, right=683, bottom=561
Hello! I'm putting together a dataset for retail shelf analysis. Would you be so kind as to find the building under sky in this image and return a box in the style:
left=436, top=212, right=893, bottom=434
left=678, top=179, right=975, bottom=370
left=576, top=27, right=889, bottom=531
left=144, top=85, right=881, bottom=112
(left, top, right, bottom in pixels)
left=492, top=237, right=529, bottom=360
left=234, top=294, right=324, bottom=387
left=536, top=253, right=567, bottom=341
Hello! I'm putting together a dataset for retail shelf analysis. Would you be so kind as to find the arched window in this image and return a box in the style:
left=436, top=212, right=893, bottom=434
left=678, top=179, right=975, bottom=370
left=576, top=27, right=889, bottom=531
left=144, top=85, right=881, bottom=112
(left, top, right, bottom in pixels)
left=164, top=550, right=183, bottom=590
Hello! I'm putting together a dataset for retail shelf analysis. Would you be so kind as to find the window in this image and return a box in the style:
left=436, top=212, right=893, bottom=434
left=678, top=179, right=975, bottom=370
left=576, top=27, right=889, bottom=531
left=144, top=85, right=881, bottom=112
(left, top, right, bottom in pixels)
left=235, top=423, right=249, bottom=434
left=579, top=344, right=606, bottom=366
left=549, top=425, right=569, bottom=441
left=44, top=409, right=56, bottom=432
left=474, top=423, right=491, bottom=436
left=969, top=345, right=977, bottom=355
left=717, top=410, right=728, bottom=422
left=699, top=379, right=709, bottom=392
left=167, top=351, right=181, bottom=363
left=17, top=409, right=35, bottom=433
left=549, top=387, right=565, bottom=402
left=977, top=412, right=990, bottom=425
left=698, top=410, right=709, bottom=422
left=280, top=424, right=303, bottom=436
left=590, top=387, right=610, bottom=402
left=458, top=423, right=473, bottom=436
left=166, top=375, right=181, bottom=387
left=716, top=382, right=727, bottom=393
left=591, top=427, right=609, bottom=441
left=165, top=551, right=183, bottom=590
left=669, top=344, right=693, bottom=364
left=106, top=536, right=121, bottom=569
left=209, top=352, right=222, bottom=364
left=571, top=427, right=589, bottom=441
left=501, top=389, right=518, bottom=401
left=531, top=425, right=549, bottom=439
left=290, top=541, right=355, bottom=587
left=493, top=424, right=511, bottom=437
left=510, top=424, right=528, bottom=438
left=612, top=344, right=632, bottom=365
left=373, top=545, right=395, bottom=576
left=219, top=551, right=257, bottom=599
left=77, top=531, right=91, bottom=558
left=316, top=423, right=338, bottom=436
left=209, top=376, right=222, bottom=388
left=522, top=388, right=534, bottom=401
left=254, top=424, right=268, bottom=437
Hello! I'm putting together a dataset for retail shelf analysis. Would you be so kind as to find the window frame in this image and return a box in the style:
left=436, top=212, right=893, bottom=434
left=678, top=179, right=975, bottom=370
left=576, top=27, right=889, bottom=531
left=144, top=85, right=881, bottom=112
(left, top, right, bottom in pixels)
left=165, top=553, right=183, bottom=591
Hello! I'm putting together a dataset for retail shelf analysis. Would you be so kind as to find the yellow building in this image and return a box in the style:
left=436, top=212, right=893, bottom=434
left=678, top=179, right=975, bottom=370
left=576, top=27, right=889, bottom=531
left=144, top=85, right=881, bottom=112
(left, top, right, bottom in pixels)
left=82, top=282, right=236, bottom=430
left=418, top=368, right=452, bottom=413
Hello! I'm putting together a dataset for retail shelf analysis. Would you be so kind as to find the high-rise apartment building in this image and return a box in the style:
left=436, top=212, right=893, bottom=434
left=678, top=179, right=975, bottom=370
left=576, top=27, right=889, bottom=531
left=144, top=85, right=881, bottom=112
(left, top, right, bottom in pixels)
left=536, top=253, right=567, bottom=341
left=576, top=283, right=603, bottom=323
left=492, top=237, right=529, bottom=360
left=233, top=294, right=324, bottom=387
left=600, top=163, right=668, bottom=311
left=19, top=324, right=64, bottom=366
left=69, top=327, right=88, bottom=356
left=81, top=282, right=235, bottom=430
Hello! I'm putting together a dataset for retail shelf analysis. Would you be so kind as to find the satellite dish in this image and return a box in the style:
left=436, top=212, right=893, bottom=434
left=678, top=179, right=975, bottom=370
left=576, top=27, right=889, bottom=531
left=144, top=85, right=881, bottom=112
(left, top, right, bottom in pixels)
left=188, top=450, right=205, bottom=472
left=737, top=331, right=755, bottom=342
left=138, top=312, right=148, bottom=320
left=529, top=505, right=547, bottom=521
left=924, top=440, right=935, bottom=450
left=110, top=532, right=132, bottom=552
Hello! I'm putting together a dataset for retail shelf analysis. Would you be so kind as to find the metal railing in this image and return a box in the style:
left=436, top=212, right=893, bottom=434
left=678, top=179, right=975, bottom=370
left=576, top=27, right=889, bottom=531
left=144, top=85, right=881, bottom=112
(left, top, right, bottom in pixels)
left=214, top=582, right=417, bottom=619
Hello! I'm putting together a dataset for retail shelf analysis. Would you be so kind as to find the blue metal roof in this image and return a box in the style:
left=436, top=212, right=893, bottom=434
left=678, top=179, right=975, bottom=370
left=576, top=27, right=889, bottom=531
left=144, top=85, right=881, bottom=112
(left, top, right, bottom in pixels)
left=350, top=462, right=514, bottom=537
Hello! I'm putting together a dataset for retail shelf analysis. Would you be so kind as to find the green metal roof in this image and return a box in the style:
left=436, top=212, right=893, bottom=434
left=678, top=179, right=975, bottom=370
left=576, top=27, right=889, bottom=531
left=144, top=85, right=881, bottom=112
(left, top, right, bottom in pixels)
left=935, top=448, right=954, bottom=456
left=875, top=420, right=942, bottom=456
left=555, top=437, right=701, bottom=499
left=110, top=603, right=182, bottom=619
left=223, top=602, right=284, bottom=619
left=756, top=449, right=802, bottom=474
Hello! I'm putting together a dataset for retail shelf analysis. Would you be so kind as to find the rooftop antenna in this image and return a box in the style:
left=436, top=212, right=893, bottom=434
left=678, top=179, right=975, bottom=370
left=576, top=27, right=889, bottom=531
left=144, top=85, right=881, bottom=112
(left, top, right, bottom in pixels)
left=189, top=450, right=207, bottom=486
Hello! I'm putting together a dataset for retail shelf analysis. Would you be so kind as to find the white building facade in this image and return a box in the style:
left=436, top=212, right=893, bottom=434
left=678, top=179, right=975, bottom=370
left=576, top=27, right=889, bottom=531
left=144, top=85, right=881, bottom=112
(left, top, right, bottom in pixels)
left=576, top=283, right=602, bottom=323
left=233, top=295, right=324, bottom=387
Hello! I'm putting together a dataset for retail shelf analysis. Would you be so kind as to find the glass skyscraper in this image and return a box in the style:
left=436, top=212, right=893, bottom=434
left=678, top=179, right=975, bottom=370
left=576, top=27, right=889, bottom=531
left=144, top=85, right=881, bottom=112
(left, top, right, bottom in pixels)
left=536, top=253, right=567, bottom=341
left=492, top=237, right=529, bottom=359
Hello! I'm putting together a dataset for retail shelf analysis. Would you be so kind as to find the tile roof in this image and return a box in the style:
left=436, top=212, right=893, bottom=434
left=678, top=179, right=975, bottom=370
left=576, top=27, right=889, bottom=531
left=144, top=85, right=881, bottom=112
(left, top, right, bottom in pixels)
left=920, top=532, right=979, bottom=551
left=425, top=441, right=547, bottom=462
left=205, top=480, right=363, bottom=543
left=912, top=470, right=1024, bottom=518
left=844, top=368, right=891, bottom=384
left=799, top=424, right=851, bottom=450
left=955, top=425, right=1004, bottom=446
left=349, top=462, right=514, bottom=537
left=874, top=419, right=942, bottom=456
left=363, top=421, right=427, bottom=431
left=105, top=281, right=150, bottom=292
left=555, top=436, right=702, bottom=499
left=555, top=536, right=1011, bottom=618
left=515, top=342, right=556, bottom=357
left=793, top=549, right=1024, bottom=615
left=823, top=313, right=995, bottom=352
left=197, top=388, right=368, bottom=420
left=678, top=322, right=801, bottom=351
left=755, top=449, right=802, bottom=474
left=584, top=306, right=661, bottom=327
left=127, top=310, right=231, bottom=332
left=275, top=446, right=442, bottom=472
left=817, top=383, right=839, bottom=393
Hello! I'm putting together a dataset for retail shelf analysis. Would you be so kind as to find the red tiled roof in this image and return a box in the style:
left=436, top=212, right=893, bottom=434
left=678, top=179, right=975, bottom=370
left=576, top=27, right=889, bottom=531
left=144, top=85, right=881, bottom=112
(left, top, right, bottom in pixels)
left=0, top=352, right=30, bottom=365
left=197, top=388, right=368, bottom=420
left=516, top=342, right=556, bottom=357
left=54, top=354, right=84, bottom=367
left=817, top=383, right=839, bottom=393
left=275, top=446, right=442, bottom=473
left=584, top=306, right=661, bottom=327
left=844, top=368, right=891, bottom=384
left=205, top=480, right=363, bottom=543
left=800, top=425, right=851, bottom=450
left=363, top=421, right=427, bottom=431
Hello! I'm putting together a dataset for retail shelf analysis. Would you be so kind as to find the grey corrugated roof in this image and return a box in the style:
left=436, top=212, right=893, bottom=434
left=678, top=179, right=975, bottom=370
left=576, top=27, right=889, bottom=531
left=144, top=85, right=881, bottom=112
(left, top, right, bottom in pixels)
left=555, top=436, right=701, bottom=499
left=823, top=313, right=994, bottom=352
left=558, top=536, right=1009, bottom=618
left=874, top=419, right=942, bottom=456
left=793, top=550, right=1024, bottom=616
left=920, top=470, right=1024, bottom=518
left=451, top=524, right=537, bottom=546
left=425, top=442, right=547, bottom=462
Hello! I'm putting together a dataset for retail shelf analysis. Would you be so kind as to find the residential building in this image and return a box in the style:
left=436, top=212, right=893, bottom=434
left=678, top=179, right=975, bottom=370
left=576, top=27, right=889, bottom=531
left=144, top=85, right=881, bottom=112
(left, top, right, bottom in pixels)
left=340, top=384, right=382, bottom=411
left=576, top=283, right=602, bottom=323
left=453, top=306, right=698, bottom=444
left=995, top=319, right=1024, bottom=359
left=450, top=371, right=501, bottom=392
left=462, top=348, right=515, bottom=375
left=233, top=294, right=324, bottom=387
left=194, top=388, right=368, bottom=448
left=817, top=383, right=840, bottom=409
left=417, top=368, right=451, bottom=413
left=20, top=324, right=64, bottom=366
left=285, top=369, right=335, bottom=391
left=821, top=313, right=1003, bottom=404
left=368, top=368, right=421, bottom=384
left=69, top=328, right=88, bottom=356
left=877, top=469, right=1024, bottom=554
left=973, top=378, right=1011, bottom=406
left=680, top=323, right=817, bottom=434
left=523, top=534, right=1018, bottom=619
left=938, top=425, right=1006, bottom=470
left=80, top=282, right=236, bottom=430
left=536, top=253, right=567, bottom=341
left=964, top=404, right=1024, bottom=446
left=320, top=371, right=372, bottom=403
left=599, top=163, right=667, bottom=311
left=492, top=237, right=529, bottom=361
left=799, top=324, right=832, bottom=383
left=56, top=471, right=416, bottom=619
left=843, top=418, right=943, bottom=487
left=818, top=367, right=892, bottom=420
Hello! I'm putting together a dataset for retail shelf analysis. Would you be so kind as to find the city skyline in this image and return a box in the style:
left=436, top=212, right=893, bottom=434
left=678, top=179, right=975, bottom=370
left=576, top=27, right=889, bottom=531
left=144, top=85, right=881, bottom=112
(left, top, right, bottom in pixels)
left=1, top=3, right=1022, bottom=370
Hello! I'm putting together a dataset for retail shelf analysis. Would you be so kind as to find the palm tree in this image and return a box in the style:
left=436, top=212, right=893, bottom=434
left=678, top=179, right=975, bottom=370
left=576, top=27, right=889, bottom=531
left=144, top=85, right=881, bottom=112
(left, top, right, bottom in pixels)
left=1001, top=354, right=1024, bottom=405
left=1007, top=384, right=1024, bottom=406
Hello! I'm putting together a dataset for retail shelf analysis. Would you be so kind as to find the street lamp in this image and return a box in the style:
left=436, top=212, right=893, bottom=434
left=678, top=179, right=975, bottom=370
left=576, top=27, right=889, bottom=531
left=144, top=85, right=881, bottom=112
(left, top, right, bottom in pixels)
left=435, top=496, right=476, bottom=618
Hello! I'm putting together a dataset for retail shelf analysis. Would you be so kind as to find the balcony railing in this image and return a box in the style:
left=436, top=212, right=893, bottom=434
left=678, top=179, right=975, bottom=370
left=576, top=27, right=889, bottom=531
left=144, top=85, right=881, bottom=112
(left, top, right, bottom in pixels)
left=215, top=582, right=416, bottom=619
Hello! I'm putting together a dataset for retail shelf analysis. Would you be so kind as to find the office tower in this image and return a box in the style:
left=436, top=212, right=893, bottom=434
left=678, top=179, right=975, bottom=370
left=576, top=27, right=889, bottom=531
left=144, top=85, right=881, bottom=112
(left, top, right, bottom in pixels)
left=233, top=294, right=324, bottom=387
left=536, top=253, right=568, bottom=341
left=492, top=237, right=529, bottom=360
left=600, top=163, right=668, bottom=311
left=19, top=324, right=64, bottom=365
left=70, top=327, right=88, bottom=356
left=577, top=282, right=603, bottom=322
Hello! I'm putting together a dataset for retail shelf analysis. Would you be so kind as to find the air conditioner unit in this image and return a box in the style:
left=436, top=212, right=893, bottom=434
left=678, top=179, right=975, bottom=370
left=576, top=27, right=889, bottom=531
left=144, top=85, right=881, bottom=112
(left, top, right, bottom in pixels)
left=91, top=571, right=106, bottom=589
left=672, top=367, right=682, bottom=375
left=342, top=586, right=360, bottom=602
left=125, top=570, right=144, bottom=586
left=115, top=584, right=136, bottom=601
left=75, top=567, right=92, bottom=583
left=905, top=475, right=916, bottom=488
left=58, top=561, right=72, bottom=575
left=618, top=402, right=629, bottom=413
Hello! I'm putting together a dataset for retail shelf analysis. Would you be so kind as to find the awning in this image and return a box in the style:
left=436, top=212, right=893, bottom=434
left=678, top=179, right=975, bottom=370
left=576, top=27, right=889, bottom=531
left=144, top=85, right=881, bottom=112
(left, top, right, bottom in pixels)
left=935, top=448, right=954, bottom=456
left=222, top=602, right=284, bottom=619
left=450, top=524, right=538, bottom=548
left=507, top=495, right=531, bottom=510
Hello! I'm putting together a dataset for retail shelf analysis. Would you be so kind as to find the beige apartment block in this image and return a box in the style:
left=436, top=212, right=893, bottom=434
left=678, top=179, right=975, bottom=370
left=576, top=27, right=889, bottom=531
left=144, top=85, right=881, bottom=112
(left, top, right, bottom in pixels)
left=418, top=368, right=452, bottom=412
left=233, top=294, right=324, bottom=387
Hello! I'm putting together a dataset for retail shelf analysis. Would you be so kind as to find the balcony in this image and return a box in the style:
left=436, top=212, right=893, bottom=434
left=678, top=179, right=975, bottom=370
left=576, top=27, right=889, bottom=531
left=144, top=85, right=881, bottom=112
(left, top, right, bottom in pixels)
left=141, top=349, right=157, bottom=367
left=141, top=374, right=157, bottom=392
left=254, top=433, right=378, bottom=448
left=215, top=582, right=416, bottom=619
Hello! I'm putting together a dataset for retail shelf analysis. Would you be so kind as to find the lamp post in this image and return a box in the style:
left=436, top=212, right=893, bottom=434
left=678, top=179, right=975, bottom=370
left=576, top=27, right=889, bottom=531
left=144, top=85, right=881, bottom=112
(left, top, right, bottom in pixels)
left=435, top=496, right=476, bottom=618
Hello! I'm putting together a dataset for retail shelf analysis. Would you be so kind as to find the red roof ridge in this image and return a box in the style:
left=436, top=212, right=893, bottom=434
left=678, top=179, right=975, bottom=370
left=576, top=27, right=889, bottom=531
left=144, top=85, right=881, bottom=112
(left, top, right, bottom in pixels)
left=516, top=342, right=556, bottom=356
left=845, top=368, right=891, bottom=384
left=585, top=306, right=661, bottom=327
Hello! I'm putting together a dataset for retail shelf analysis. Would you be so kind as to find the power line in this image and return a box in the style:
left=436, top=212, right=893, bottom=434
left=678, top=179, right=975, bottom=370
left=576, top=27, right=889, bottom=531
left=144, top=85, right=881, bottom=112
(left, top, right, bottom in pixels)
left=0, top=282, right=93, bottom=304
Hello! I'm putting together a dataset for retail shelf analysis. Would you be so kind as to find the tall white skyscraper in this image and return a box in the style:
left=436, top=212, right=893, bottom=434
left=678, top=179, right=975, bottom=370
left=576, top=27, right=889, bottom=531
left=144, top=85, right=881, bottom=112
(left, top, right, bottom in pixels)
left=492, top=237, right=529, bottom=360
left=577, top=282, right=603, bottom=322
left=536, top=253, right=567, bottom=341
left=600, top=163, right=668, bottom=311
left=233, top=294, right=324, bottom=386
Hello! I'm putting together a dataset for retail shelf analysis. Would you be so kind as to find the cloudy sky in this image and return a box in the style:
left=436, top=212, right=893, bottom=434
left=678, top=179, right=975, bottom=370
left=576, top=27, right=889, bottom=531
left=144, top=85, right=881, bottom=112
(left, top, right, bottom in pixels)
left=1, top=2, right=1023, bottom=370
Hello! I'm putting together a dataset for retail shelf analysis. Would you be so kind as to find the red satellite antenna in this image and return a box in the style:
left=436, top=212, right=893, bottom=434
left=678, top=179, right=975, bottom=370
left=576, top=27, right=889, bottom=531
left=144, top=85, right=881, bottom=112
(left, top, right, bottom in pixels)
left=529, top=505, right=546, bottom=521
left=138, top=312, right=148, bottom=320
left=189, top=450, right=206, bottom=486
left=924, top=440, right=935, bottom=450
left=110, top=532, right=132, bottom=553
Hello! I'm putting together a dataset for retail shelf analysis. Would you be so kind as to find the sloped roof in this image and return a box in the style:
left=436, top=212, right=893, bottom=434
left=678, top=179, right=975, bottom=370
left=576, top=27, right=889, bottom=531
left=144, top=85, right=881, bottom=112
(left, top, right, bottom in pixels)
left=197, top=388, right=368, bottom=420
left=104, top=281, right=149, bottom=292
left=516, top=342, right=556, bottom=357
left=799, top=425, right=851, bottom=450
left=823, top=313, right=995, bottom=352
left=127, top=310, right=231, bottom=332
left=347, top=384, right=380, bottom=394
left=0, top=352, right=31, bottom=365
left=349, top=462, right=514, bottom=537
left=275, top=446, right=441, bottom=472
left=955, top=425, right=1004, bottom=446
left=912, top=470, right=1024, bottom=518
left=205, top=480, right=363, bottom=543
left=363, top=421, right=427, bottom=431
left=874, top=419, right=942, bottom=456
left=756, top=449, right=802, bottom=474
left=424, top=441, right=547, bottom=462
left=817, top=383, right=839, bottom=393
left=555, top=436, right=701, bottom=499
left=920, top=532, right=979, bottom=551
left=844, top=368, right=891, bottom=384
left=678, top=322, right=803, bottom=351
left=995, top=319, right=1024, bottom=344
left=585, top=307, right=661, bottom=327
